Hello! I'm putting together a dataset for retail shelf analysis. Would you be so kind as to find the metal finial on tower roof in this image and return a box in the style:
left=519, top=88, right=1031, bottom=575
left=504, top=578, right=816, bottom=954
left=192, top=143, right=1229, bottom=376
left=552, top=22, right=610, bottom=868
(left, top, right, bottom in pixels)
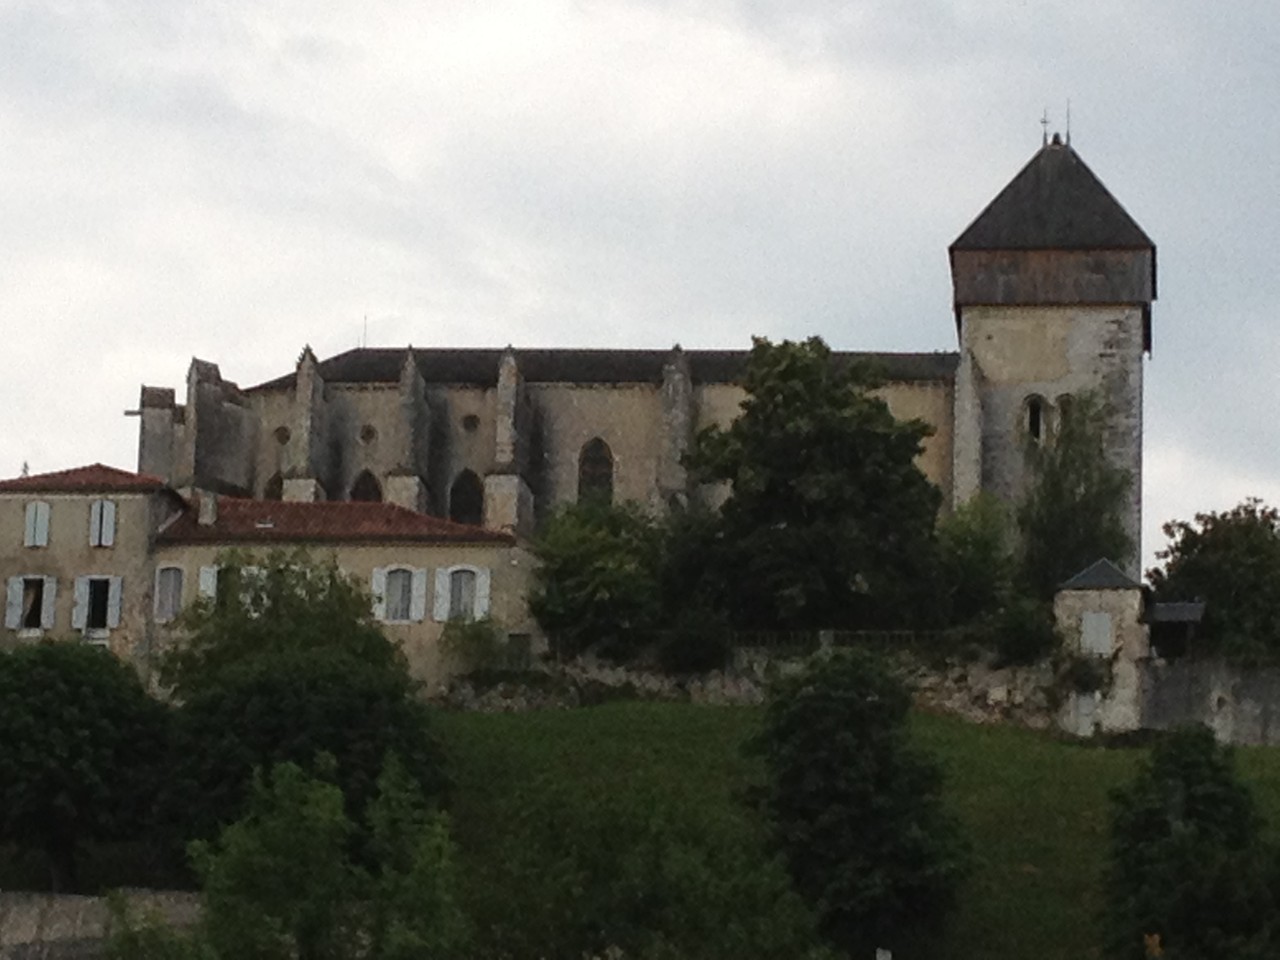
left=1065, top=99, right=1072, bottom=146
left=1040, top=109, right=1049, bottom=146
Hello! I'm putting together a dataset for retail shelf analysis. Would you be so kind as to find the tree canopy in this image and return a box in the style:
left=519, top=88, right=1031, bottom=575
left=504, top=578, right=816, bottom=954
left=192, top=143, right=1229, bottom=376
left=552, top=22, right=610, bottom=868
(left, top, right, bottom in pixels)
left=1018, top=391, right=1132, bottom=600
left=1148, top=498, right=1280, bottom=659
left=686, top=336, right=942, bottom=629
left=0, top=640, right=170, bottom=890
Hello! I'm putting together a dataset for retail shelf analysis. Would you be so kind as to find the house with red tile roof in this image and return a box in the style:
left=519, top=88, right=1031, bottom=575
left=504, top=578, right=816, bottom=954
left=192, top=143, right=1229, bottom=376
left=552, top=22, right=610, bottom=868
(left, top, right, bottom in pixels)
left=0, top=465, right=537, bottom=685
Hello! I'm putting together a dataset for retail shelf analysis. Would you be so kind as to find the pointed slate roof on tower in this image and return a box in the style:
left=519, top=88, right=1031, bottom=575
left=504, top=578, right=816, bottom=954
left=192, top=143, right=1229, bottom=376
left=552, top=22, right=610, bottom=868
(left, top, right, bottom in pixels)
left=952, top=136, right=1153, bottom=251
left=1059, top=558, right=1142, bottom=592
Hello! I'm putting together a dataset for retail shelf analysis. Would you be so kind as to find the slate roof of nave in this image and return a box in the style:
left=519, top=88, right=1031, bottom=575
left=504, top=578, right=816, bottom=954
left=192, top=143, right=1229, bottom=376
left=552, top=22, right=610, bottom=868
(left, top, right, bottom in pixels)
left=247, top=348, right=959, bottom=392
left=951, top=138, right=1154, bottom=252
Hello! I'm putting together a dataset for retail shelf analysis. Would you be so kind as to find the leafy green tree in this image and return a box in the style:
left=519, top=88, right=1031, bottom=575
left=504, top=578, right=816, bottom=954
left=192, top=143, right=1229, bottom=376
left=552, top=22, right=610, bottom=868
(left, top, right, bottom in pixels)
left=1105, top=726, right=1280, bottom=959
left=171, top=648, right=446, bottom=843
left=467, top=777, right=833, bottom=960
left=366, top=756, right=470, bottom=960
left=1018, top=391, right=1132, bottom=600
left=751, top=649, right=969, bottom=957
left=686, top=336, right=942, bottom=629
left=161, top=549, right=401, bottom=699
left=939, top=492, right=1015, bottom=625
left=1148, top=498, right=1280, bottom=659
left=192, top=762, right=366, bottom=960
left=528, top=499, right=665, bottom=659
left=0, top=641, right=170, bottom=891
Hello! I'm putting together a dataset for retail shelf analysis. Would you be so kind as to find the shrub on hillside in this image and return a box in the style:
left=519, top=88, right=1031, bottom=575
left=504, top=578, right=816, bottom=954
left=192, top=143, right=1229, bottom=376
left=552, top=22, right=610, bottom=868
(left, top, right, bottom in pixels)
left=751, top=649, right=970, bottom=957
left=1105, top=726, right=1280, bottom=959
left=0, top=640, right=171, bottom=891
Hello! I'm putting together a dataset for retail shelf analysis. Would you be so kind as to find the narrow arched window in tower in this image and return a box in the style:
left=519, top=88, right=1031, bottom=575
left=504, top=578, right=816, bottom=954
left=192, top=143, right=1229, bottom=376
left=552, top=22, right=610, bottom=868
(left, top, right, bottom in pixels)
left=449, top=469, right=484, bottom=526
left=578, top=437, right=614, bottom=504
left=263, top=473, right=283, bottom=501
left=1025, top=396, right=1046, bottom=445
left=349, top=470, right=383, bottom=502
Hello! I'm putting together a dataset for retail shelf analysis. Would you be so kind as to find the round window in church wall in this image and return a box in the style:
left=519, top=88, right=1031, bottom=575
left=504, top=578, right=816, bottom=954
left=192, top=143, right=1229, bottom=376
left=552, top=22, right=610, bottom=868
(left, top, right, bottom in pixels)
left=360, top=424, right=378, bottom=444
left=274, top=426, right=291, bottom=445
left=462, top=414, right=480, bottom=433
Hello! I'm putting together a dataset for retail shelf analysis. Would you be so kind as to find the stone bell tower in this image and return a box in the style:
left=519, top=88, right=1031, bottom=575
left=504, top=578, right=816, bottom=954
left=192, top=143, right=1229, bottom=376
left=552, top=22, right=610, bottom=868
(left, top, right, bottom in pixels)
left=948, top=134, right=1156, bottom=575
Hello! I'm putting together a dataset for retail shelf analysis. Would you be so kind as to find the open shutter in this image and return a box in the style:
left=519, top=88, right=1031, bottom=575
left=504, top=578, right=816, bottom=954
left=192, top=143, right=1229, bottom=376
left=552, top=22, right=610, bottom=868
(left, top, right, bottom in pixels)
left=106, top=577, right=123, bottom=628
left=71, top=577, right=88, bottom=630
left=100, top=501, right=116, bottom=547
left=198, top=566, right=218, bottom=600
left=23, top=504, right=36, bottom=546
left=433, top=568, right=451, bottom=622
left=5, top=578, right=22, bottom=629
left=89, top=500, right=103, bottom=545
left=474, top=567, right=492, bottom=618
left=41, top=577, right=57, bottom=629
left=410, top=568, right=428, bottom=622
left=370, top=567, right=387, bottom=620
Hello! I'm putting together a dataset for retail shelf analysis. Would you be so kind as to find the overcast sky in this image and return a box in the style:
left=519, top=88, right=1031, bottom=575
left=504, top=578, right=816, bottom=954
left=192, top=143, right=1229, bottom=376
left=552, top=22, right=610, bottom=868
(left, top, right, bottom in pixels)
left=2, top=0, right=1276, bottom=573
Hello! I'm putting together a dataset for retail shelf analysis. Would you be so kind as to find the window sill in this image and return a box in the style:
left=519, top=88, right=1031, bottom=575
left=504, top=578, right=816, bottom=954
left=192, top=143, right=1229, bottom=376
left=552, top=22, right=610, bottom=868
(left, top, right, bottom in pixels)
left=84, top=629, right=111, bottom=645
left=16, top=628, right=44, bottom=639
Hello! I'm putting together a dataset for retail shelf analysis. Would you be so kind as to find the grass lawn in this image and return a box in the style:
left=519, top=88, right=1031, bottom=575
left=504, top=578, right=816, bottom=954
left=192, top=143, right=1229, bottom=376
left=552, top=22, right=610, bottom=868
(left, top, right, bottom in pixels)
left=437, top=703, right=1280, bottom=960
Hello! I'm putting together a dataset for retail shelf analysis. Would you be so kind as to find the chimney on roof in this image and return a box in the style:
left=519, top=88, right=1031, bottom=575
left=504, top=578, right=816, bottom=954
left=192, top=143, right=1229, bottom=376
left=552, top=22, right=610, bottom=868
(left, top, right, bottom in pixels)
left=197, top=491, right=218, bottom=526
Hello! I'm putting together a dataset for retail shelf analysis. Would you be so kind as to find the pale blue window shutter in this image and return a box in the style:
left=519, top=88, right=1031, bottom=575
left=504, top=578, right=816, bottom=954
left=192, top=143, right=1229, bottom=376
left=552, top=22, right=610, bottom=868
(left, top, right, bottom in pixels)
left=198, top=566, right=218, bottom=600
left=106, top=577, right=123, bottom=628
left=100, top=501, right=116, bottom=547
left=371, top=567, right=387, bottom=620
left=71, top=577, right=89, bottom=630
left=433, top=568, right=451, bottom=622
left=25, top=502, right=50, bottom=547
left=410, top=568, right=428, bottom=622
left=475, top=567, right=492, bottom=618
left=40, top=577, right=57, bottom=629
left=89, top=500, right=103, bottom=546
left=5, top=578, right=22, bottom=629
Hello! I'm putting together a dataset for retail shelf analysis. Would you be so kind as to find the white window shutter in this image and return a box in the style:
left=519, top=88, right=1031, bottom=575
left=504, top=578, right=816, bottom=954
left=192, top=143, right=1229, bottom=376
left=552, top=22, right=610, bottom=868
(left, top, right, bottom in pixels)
left=23, top=504, right=36, bottom=546
left=198, top=565, right=219, bottom=599
left=41, top=577, right=57, bottom=629
left=25, top=502, right=49, bottom=547
left=433, top=568, right=451, bottom=622
left=89, top=500, right=103, bottom=546
left=106, top=577, right=123, bottom=628
left=71, top=576, right=88, bottom=630
left=5, top=578, right=22, bottom=629
left=410, top=568, right=428, bottom=622
left=475, top=567, right=492, bottom=618
left=100, top=501, right=116, bottom=547
left=371, top=567, right=387, bottom=620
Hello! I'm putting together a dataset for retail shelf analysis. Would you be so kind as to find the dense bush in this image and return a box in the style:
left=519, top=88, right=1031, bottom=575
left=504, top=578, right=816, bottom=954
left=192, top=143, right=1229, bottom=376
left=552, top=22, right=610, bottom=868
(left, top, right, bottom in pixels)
left=752, top=649, right=970, bottom=957
left=169, top=648, right=447, bottom=843
left=464, top=776, right=832, bottom=960
left=0, top=640, right=171, bottom=891
left=1105, top=726, right=1280, bottom=959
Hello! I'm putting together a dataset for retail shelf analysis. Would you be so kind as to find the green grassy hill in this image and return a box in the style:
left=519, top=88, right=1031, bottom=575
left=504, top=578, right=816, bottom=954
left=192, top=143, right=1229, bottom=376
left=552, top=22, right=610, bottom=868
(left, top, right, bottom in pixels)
left=438, top=703, right=1280, bottom=960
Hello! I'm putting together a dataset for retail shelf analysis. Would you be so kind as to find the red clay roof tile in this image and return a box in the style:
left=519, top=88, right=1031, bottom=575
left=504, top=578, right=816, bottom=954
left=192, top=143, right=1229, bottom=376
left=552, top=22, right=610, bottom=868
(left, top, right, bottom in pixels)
left=158, top=497, right=514, bottom=545
left=0, top=463, right=169, bottom=494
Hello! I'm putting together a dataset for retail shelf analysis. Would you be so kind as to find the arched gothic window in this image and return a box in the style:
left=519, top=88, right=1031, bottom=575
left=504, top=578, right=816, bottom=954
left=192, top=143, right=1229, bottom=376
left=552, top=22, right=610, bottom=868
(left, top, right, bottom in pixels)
left=263, top=473, right=284, bottom=501
left=578, top=438, right=614, bottom=504
left=350, top=470, right=383, bottom=502
left=449, top=469, right=484, bottom=526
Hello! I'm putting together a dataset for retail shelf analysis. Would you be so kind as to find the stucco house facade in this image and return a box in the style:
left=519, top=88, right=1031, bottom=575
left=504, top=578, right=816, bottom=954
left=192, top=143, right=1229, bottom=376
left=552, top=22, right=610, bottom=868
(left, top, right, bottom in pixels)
left=0, top=464, right=536, bottom=686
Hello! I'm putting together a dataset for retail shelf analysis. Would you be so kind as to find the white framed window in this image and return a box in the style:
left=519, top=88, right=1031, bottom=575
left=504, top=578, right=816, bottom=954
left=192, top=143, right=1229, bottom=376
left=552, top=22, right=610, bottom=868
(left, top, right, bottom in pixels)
left=72, top=575, right=122, bottom=636
left=198, top=565, right=219, bottom=600
left=155, top=566, right=184, bottom=623
left=5, top=576, right=57, bottom=631
left=89, top=499, right=116, bottom=547
left=433, top=564, right=491, bottom=622
left=23, top=501, right=50, bottom=547
left=371, top=566, right=427, bottom=623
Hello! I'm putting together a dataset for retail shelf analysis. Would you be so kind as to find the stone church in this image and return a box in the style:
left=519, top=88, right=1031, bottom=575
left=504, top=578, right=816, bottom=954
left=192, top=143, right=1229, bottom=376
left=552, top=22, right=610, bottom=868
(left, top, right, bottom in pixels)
left=134, top=135, right=1155, bottom=572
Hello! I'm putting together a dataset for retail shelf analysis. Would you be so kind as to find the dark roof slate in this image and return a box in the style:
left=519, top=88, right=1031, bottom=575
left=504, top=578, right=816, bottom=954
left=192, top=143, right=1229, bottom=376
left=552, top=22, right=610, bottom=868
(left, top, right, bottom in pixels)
left=247, top=348, right=959, bottom=392
left=0, top=463, right=169, bottom=494
left=158, top=498, right=515, bottom=545
left=952, top=140, right=1153, bottom=251
left=1146, top=601, right=1207, bottom=624
left=1059, top=558, right=1142, bottom=592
